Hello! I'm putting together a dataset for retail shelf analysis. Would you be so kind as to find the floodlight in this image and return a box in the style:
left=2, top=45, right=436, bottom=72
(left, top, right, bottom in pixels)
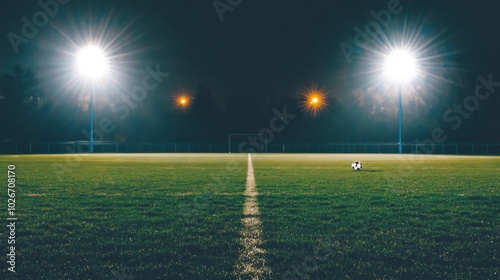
left=174, top=92, right=193, bottom=111
left=75, top=45, right=109, bottom=153
left=382, top=48, right=418, bottom=153
left=384, top=49, right=416, bottom=82
left=77, top=46, right=108, bottom=78
left=303, top=86, right=327, bottom=117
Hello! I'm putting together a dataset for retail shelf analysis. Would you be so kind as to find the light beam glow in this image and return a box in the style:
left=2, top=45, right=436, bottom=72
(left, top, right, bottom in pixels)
left=302, top=85, right=327, bottom=117
left=173, top=91, right=193, bottom=111
left=384, top=49, right=417, bottom=83
left=76, top=46, right=108, bottom=78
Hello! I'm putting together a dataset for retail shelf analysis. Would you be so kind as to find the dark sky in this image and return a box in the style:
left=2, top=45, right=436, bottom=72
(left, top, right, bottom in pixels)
left=1, top=0, right=500, bottom=143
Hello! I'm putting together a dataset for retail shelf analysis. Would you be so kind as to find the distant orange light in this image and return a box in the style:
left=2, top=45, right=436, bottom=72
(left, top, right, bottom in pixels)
left=302, top=85, right=327, bottom=117
left=173, top=91, right=193, bottom=111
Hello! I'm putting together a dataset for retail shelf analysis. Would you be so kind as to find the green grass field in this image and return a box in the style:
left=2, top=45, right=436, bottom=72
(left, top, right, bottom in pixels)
left=1, top=153, right=499, bottom=279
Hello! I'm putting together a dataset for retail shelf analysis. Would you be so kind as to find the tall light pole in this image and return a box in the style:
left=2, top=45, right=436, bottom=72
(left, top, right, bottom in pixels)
left=76, top=46, right=108, bottom=153
left=398, top=83, right=402, bottom=154
left=89, top=84, right=95, bottom=153
left=384, top=49, right=417, bottom=154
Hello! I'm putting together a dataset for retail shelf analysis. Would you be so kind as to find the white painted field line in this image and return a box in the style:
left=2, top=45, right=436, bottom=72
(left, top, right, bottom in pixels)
left=236, top=153, right=271, bottom=279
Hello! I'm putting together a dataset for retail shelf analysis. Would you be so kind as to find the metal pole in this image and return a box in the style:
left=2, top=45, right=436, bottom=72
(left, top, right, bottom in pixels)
left=228, top=134, right=231, bottom=153
left=90, top=88, right=94, bottom=153
left=398, top=83, right=403, bottom=154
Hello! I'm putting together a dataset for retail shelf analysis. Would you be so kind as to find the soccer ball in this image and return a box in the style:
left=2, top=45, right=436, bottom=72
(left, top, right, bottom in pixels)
left=352, top=161, right=362, bottom=171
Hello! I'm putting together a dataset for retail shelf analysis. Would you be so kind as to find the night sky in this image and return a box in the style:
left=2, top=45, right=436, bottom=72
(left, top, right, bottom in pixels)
left=1, top=0, right=499, bottom=143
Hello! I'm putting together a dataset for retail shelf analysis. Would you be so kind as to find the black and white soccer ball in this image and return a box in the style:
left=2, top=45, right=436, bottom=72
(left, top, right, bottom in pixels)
left=352, top=161, right=362, bottom=171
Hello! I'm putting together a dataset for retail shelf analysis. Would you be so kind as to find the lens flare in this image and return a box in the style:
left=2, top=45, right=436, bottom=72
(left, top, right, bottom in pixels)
left=302, top=85, right=327, bottom=117
left=76, top=46, right=108, bottom=78
left=383, top=49, right=417, bottom=82
left=173, top=91, right=193, bottom=111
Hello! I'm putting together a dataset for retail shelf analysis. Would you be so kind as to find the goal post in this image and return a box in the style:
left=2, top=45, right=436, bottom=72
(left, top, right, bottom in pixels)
left=228, top=133, right=268, bottom=153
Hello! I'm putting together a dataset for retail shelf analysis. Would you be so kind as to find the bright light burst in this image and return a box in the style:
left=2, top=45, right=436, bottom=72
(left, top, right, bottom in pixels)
left=48, top=8, right=148, bottom=99
left=173, top=91, right=193, bottom=111
left=76, top=46, right=108, bottom=78
left=383, top=49, right=417, bottom=83
left=302, top=85, right=327, bottom=117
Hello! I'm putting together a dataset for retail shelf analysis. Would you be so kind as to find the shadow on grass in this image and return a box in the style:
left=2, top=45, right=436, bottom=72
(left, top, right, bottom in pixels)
left=359, top=170, right=384, bottom=172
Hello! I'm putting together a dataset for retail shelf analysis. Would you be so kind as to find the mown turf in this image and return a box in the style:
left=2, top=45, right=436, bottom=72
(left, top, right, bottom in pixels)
left=0, top=153, right=499, bottom=279
left=0, top=154, right=247, bottom=280
left=252, top=154, right=500, bottom=279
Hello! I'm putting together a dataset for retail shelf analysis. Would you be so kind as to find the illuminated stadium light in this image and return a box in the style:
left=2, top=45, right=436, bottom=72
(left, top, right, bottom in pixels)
left=77, top=46, right=108, bottom=78
left=76, top=45, right=109, bottom=153
left=384, top=49, right=417, bottom=82
left=383, top=48, right=418, bottom=154
left=174, top=91, right=193, bottom=111
left=302, top=85, right=327, bottom=117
